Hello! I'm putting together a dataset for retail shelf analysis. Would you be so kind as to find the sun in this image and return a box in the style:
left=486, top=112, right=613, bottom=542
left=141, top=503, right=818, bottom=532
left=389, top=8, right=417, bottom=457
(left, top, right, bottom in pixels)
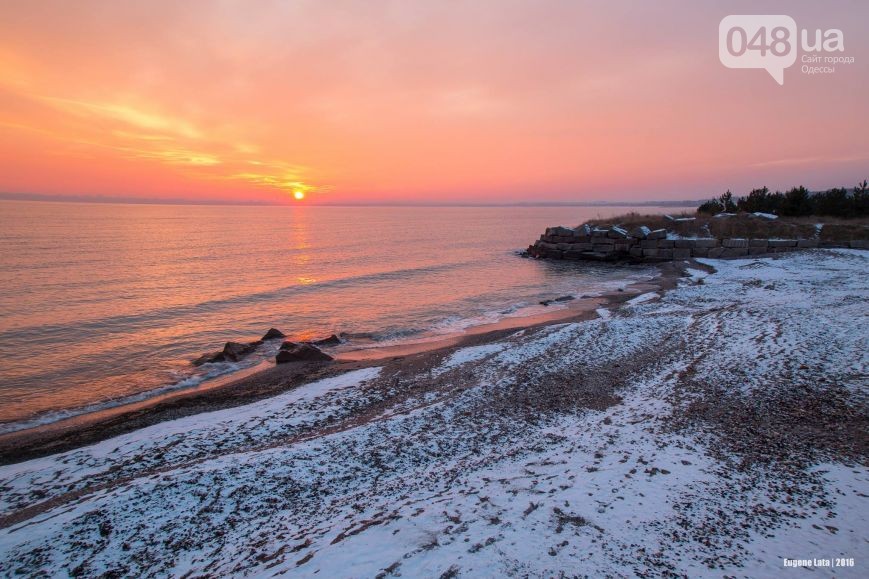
left=293, top=190, right=305, bottom=200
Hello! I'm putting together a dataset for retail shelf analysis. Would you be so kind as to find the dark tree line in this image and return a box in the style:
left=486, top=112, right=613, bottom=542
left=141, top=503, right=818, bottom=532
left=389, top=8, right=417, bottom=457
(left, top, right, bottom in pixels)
left=698, top=181, right=869, bottom=218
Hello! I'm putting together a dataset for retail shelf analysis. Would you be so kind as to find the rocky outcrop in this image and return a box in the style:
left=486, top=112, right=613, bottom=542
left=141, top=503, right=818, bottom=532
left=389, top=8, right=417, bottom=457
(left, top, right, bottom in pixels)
left=261, top=328, right=286, bottom=341
left=193, top=340, right=262, bottom=365
left=308, top=334, right=342, bottom=347
left=275, top=342, right=334, bottom=364
left=526, top=224, right=866, bottom=263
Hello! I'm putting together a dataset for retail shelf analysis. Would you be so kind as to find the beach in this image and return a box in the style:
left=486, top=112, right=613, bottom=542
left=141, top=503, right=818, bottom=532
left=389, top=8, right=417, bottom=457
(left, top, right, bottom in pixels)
left=0, top=201, right=673, bottom=435
left=1, top=248, right=866, bottom=576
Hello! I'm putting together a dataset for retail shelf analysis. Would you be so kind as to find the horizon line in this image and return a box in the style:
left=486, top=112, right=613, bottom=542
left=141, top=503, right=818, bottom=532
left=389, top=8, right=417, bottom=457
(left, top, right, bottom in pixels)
left=0, top=192, right=701, bottom=208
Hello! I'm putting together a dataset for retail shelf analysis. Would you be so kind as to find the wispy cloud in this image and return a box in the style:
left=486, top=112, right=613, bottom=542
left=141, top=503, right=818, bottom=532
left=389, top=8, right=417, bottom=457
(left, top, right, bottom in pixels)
left=0, top=86, right=322, bottom=198
left=41, top=97, right=203, bottom=139
left=750, top=154, right=869, bottom=168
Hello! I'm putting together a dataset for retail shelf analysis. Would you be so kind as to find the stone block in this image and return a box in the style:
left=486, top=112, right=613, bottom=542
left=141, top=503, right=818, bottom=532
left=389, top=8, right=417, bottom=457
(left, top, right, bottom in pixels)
left=643, top=248, right=658, bottom=257
left=658, top=248, right=674, bottom=259
left=749, top=239, right=769, bottom=248
left=797, top=239, right=819, bottom=248
left=674, top=239, right=695, bottom=249
left=722, top=247, right=748, bottom=257
left=749, top=247, right=768, bottom=255
left=592, top=244, right=615, bottom=253
left=608, top=226, right=629, bottom=239
left=657, top=239, right=675, bottom=248
left=547, top=226, right=574, bottom=237
left=629, top=246, right=643, bottom=257
left=850, top=240, right=868, bottom=249
left=614, top=243, right=631, bottom=252
left=723, top=238, right=748, bottom=248
left=563, top=250, right=584, bottom=259
left=693, top=238, right=719, bottom=248
left=640, top=239, right=658, bottom=249
left=672, top=248, right=691, bottom=259
left=630, top=226, right=651, bottom=239
left=707, top=247, right=725, bottom=258
left=647, top=229, right=667, bottom=240
left=691, top=248, right=709, bottom=258
left=768, top=239, right=797, bottom=248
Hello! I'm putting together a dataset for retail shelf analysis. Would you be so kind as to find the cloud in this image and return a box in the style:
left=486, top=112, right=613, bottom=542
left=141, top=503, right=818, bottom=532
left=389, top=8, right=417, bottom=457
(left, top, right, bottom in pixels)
left=41, top=97, right=203, bottom=139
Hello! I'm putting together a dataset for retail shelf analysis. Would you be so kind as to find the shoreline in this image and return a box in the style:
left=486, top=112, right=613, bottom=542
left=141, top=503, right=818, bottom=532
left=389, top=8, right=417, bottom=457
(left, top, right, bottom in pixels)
left=1, top=248, right=864, bottom=576
left=0, top=262, right=687, bottom=465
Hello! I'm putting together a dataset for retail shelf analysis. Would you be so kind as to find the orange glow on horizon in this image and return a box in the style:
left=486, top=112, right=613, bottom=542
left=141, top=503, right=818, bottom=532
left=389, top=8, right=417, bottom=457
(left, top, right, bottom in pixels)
left=0, top=2, right=866, bottom=204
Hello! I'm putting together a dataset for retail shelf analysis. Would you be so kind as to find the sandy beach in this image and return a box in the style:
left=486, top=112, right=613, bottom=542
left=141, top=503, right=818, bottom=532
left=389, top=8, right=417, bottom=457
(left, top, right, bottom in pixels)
left=0, top=249, right=866, bottom=577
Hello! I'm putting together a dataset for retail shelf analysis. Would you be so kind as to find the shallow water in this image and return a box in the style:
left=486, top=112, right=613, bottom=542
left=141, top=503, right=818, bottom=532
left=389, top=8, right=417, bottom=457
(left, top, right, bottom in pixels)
left=0, top=200, right=685, bottom=431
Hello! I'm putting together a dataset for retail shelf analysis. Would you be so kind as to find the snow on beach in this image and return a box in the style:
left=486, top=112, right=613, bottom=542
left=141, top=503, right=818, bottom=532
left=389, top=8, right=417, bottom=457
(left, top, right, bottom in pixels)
left=0, top=249, right=867, bottom=577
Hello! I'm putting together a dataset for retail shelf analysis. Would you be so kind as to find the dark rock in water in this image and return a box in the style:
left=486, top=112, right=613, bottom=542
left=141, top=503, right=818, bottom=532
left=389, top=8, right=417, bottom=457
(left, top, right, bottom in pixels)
left=276, top=342, right=333, bottom=364
left=261, top=328, right=286, bottom=341
left=539, top=295, right=575, bottom=306
left=309, top=334, right=341, bottom=347
left=222, top=341, right=259, bottom=362
left=192, top=351, right=224, bottom=366
left=193, top=339, right=263, bottom=365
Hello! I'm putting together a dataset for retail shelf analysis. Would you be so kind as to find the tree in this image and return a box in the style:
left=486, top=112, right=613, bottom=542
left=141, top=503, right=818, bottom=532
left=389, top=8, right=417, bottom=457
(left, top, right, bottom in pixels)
left=854, top=180, right=869, bottom=217
left=780, top=186, right=813, bottom=216
left=718, top=190, right=737, bottom=213
left=698, top=199, right=724, bottom=215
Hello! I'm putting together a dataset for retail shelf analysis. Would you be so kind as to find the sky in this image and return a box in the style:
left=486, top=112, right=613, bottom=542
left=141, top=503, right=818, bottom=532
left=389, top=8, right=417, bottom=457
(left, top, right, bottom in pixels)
left=0, top=0, right=867, bottom=204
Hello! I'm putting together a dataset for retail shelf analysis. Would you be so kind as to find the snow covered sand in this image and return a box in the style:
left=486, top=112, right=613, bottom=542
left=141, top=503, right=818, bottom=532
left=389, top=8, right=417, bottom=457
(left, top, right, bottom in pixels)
left=0, top=249, right=867, bottom=577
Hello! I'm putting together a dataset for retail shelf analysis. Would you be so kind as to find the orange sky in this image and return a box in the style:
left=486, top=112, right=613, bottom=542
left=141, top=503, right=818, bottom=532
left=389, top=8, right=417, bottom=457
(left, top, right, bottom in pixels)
left=0, top=1, right=867, bottom=204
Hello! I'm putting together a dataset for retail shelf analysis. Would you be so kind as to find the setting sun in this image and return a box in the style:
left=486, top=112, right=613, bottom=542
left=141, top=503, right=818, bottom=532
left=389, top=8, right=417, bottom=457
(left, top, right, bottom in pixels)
left=293, top=191, right=305, bottom=200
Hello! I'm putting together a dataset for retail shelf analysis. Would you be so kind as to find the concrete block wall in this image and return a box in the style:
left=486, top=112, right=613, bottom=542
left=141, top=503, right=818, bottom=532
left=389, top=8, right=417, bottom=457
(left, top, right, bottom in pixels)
left=526, top=225, right=864, bottom=263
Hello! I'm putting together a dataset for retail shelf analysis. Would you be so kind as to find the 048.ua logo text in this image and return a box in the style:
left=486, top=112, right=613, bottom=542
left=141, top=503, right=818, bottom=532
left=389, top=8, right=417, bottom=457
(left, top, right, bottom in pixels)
left=719, top=15, right=848, bottom=85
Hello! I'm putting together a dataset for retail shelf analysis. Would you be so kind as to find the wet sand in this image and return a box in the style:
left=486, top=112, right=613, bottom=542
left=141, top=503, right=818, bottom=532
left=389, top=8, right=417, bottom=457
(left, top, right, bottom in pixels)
left=0, top=262, right=688, bottom=465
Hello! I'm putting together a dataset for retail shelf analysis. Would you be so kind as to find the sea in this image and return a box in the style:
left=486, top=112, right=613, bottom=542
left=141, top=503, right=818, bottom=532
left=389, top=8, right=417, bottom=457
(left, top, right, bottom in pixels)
left=0, top=200, right=689, bottom=432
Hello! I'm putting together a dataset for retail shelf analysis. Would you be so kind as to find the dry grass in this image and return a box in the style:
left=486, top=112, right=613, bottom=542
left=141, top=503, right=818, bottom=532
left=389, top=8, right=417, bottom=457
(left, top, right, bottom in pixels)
left=581, top=212, right=869, bottom=242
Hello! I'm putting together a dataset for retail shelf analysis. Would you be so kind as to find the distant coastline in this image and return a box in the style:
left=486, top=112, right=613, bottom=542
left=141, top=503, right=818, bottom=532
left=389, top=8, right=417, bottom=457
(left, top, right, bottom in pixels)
left=0, top=192, right=700, bottom=208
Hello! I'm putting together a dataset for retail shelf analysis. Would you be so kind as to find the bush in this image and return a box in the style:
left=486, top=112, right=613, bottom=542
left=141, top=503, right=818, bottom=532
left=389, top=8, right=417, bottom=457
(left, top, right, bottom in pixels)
left=698, top=199, right=724, bottom=215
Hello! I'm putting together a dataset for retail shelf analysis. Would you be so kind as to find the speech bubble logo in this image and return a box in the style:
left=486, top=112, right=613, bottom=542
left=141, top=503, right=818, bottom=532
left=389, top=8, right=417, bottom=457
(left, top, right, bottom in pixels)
left=719, top=15, right=797, bottom=85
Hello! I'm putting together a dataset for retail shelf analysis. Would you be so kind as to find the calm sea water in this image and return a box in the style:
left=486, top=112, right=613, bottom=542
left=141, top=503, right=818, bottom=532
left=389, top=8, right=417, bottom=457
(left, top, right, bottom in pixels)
left=0, top=200, right=685, bottom=432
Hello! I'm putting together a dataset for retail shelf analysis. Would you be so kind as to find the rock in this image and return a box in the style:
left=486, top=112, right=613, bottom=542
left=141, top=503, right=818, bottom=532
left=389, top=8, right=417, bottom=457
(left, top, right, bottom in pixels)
left=261, top=328, right=286, bottom=340
left=193, top=339, right=262, bottom=366
left=276, top=342, right=333, bottom=363
left=576, top=224, right=592, bottom=237
left=646, top=229, right=667, bottom=240
left=309, top=334, right=342, bottom=347
left=192, top=351, right=224, bottom=366
left=539, top=295, right=575, bottom=306
left=630, top=226, right=651, bottom=239
left=222, top=341, right=260, bottom=362
left=752, top=212, right=778, bottom=220
left=607, top=226, right=628, bottom=239
left=546, top=226, right=575, bottom=237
